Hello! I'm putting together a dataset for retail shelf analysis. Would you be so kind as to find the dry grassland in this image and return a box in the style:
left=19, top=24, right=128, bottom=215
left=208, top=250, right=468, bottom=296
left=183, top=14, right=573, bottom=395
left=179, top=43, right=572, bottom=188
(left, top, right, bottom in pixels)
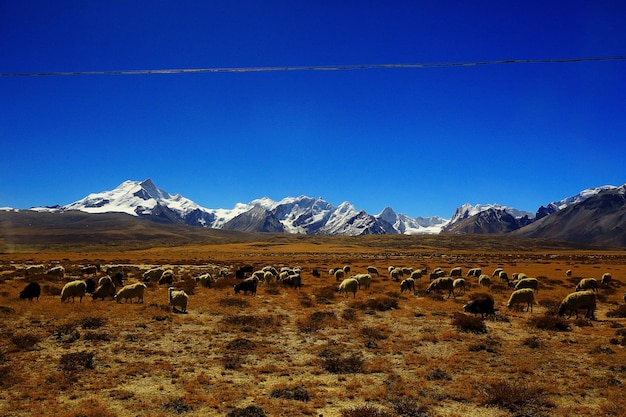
left=1, top=235, right=626, bottom=417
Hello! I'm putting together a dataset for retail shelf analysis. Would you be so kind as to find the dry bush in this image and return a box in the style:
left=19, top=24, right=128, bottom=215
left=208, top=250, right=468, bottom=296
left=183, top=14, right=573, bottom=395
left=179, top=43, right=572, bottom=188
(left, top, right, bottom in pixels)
left=341, top=404, right=393, bottom=417
left=226, top=338, right=256, bottom=350
left=522, top=336, right=542, bottom=349
left=606, top=304, right=626, bottom=318
left=221, top=314, right=278, bottom=329
left=59, top=351, right=95, bottom=372
left=54, top=322, right=81, bottom=343
left=350, top=296, right=398, bottom=312
left=226, top=405, right=267, bottom=417
left=360, top=325, right=388, bottom=341
left=479, top=379, right=548, bottom=414
left=451, top=312, right=487, bottom=334
left=388, top=396, right=430, bottom=417
left=270, top=385, right=310, bottom=401
left=78, top=316, right=107, bottom=329
left=341, top=307, right=357, bottom=321
left=10, top=331, right=40, bottom=350
left=83, top=331, right=111, bottom=341
left=297, top=310, right=337, bottom=333
left=162, top=397, right=193, bottom=414
left=219, top=297, right=250, bottom=308
left=319, top=351, right=364, bottom=374
left=313, top=285, right=337, bottom=300
left=527, top=314, right=571, bottom=331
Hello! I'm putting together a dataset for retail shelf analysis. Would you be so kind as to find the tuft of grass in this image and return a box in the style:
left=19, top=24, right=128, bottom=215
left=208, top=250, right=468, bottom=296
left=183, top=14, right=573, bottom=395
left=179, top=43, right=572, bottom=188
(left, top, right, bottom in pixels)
left=388, top=396, right=430, bottom=417
left=11, top=332, right=40, bottom=350
left=527, top=314, right=571, bottom=331
left=522, top=336, right=542, bottom=349
left=226, top=338, right=256, bottom=351
left=319, top=351, right=364, bottom=374
left=451, top=312, right=487, bottom=334
left=78, top=316, right=107, bottom=329
left=361, top=326, right=388, bottom=341
left=162, top=397, right=193, bottom=414
left=341, top=307, right=357, bottom=321
left=59, top=351, right=95, bottom=372
left=479, top=379, right=547, bottom=413
left=226, top=405, right=267, bottom=417
left=270, top=385, right=310, bottom=401
left=341, top=404, right=393, bottom=417
left=606, top=304, right=626, bottom=318
left=350, top=296, right=398, bottom=312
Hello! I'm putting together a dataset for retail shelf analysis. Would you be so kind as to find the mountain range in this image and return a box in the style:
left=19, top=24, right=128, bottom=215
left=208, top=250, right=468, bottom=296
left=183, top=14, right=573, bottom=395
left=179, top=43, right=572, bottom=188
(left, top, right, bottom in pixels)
left=12, top=179, right=626, bottom=247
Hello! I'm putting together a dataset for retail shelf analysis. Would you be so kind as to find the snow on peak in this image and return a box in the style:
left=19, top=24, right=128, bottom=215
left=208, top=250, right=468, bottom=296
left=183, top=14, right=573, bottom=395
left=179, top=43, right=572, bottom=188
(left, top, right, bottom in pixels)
left=551, top=185, right=617, bottom=210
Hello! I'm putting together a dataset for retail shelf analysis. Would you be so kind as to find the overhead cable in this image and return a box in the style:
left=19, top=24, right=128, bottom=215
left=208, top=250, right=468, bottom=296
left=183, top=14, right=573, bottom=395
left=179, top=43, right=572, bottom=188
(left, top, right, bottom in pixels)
left=1, top=55, right=625, bottom=77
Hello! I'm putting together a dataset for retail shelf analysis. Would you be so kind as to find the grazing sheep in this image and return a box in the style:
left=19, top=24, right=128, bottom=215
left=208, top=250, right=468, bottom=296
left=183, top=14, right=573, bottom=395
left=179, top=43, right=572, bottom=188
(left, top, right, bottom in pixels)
left=114, top=283, right=147, bottom=303
left=98, top=275, right=113, bottom=287
left=281, top=274, right=302, bottom=289
left=401, top=267, right=413, bottom=276
left=106, top=265, right=124, bottom=276
left=498, top=271, right=509, bottom=284
left=410, top=269, right=423, bottom=281
left=19, top=282, right=41, bottom=301
left=558, top=291, right=596, bottom=319
left=92, top=282, right=116, bottom=300
left=195, top=273, right=213, bottom=288
left=478, top=275, right=491, bottom=289
left=463, top=294, right=496, bottom=318
left=168, top=287, right=189, bottom=313
left=234, top=277, right=258, bottom=295
left=492, top=268, right=503, bottom=277
left=426, top=277, right=455, bottom=298
left=338, top=278, right=359, bottom=298
left=367, top=266, right=380, bottom=276
left=453, top=278, right=466, bottom=296
left=566, top=269, right=572, bottom=277
left=601, top=273, right=612, bottom=286
left=81, top=264, right=100, bottom=276
left=390, top=268, right=403, bottom=282
left=158, top=270, right=174, bottom=285
left=24, top=264, right=46, bottom=276
left=353, top=273, right=371, bottom=290
left=506, top=288, right=535, bottom=312
left=575, top=278, right=598, bottom=292
left=61, top=280, right=87, bottom=303
left=85, top=278, right=96, bottom=294
left=343, top=265, right=351, bottom=274
left=400, top=278, right=415, bottom=294
left=46, top=266, right=65, bottom=279
left=235, top=265, right=254, bottom=279
left=111, top=272, right=124, bottom=287
left=143, top=267, right=164, bottom=282
left=334, top=269, right=345, bottom=282
left=467, top=268, right=481, bottom=278
left=449, top=267, right=462, bottom=277
left=429, top=269, right=446, bottom=280
left=263, top=270, right=275, bottom=284
left=311, top=269, right=321, bottom=278
left=514, top=278, right=539, bottom=292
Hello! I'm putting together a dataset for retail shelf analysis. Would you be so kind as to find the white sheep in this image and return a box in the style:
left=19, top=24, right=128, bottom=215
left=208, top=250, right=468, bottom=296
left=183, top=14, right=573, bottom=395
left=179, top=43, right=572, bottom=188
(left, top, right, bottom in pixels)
left=389, top=268, right=403, bottom=282
left=353, top=273, right=372, bottom=290
left=92, top=280, right=116, bottom=300
left=426, top=277, right=454, bottom=298
left=143, top=267, right=164, bottom=282
left=263, top=270, right=274, bottom=284
left=575, top=278, right=598, bottom=292
left=506, top=288, right=535, bottom=312
left=492, top=268, right=503, bottom=277
left=478, top=275, right=491, bottom=289
left=194, top=273, right=213, bottom=288
left=558, top=291, right=596, bottom=319
left=338, top=278, right=359, bottom=298
left=46, top=266, right=65, bottom=278
left=25, top=264, right=46, bottom=276
left=400, top=278, right=415, bottom=294
left=61, top=280, right=87, bottom=303
left=409, top=269, right=423, bottom=281
left=514, top=278, right=539, bottom=292
left=334, top=269, right=346, bottom=282
left=367, top=266, right=379, bottom=276
left=115, top=283, right=147, bottom=303
left=601, top=273, right=612, bottom=286
left=566, top=269, right=572, bottom=277
left=453, top=278, right=466, bottom=296
left=168, top=287, right=189, bottom=313
left=467, top=268, right=481, bottom=277
left=449, top=267, right=462, bottom=277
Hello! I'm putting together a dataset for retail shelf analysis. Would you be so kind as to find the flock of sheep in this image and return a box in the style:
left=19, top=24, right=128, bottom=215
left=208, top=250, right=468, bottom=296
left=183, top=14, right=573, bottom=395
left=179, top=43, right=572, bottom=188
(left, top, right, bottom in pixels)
left=12, top=261, right=622, bottom=321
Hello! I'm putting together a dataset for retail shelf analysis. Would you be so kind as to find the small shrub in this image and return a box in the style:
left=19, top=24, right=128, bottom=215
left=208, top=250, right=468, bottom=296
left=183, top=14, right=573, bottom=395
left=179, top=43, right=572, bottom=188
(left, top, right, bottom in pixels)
left=226, top=338, right=256, bottom=351
left=78, top=316, right=107, bottom=329
left=221, top=314, right=276, bottom=328
left=479, top=380, right=546, bottom=413
left=162, top=397, right=192, bottom=414
left=226, top=405, right=267, bottom=417
left=11, top=332, right=40, bottom=350
left=361, top=326, right=387, bottom=341
left=527, top=314, right=570, bottom=331
left=83, top=331, right=111, bottom=342
left=320, top=352, right=364, bottom=374
left=219, top=297, right=250, bottom=308
left=341, top=307, right=357, bottom=321
left=606, top=304, right=626, bottom=318
left=341, top=404, right=393, bottom=417
left=314, top=285, right=337, bottom=300
left=59, top=351, right=95, bottom=372
left=298, top=293, right=313, bottom=307
left=270, top=385, right=310, bottom=401
left=451, top=313, right=487, bottom=334
left=522, top=336, right=542, bottom=349
left=54, top=323, right=80, bottom=343
left=297, top=311, right=337, bottom=333
left=427, top=368, right=451, bottom=381
left=388, top=396, right=430, bottom=417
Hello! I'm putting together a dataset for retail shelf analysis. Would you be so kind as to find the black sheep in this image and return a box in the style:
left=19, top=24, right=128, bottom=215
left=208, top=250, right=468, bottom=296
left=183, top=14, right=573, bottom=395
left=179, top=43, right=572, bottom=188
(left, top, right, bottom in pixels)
left=234, top=278, right=257, bottom=295
left=463, top=294, right=497, bottom=318
left=19, top=282, right=41, bottom=301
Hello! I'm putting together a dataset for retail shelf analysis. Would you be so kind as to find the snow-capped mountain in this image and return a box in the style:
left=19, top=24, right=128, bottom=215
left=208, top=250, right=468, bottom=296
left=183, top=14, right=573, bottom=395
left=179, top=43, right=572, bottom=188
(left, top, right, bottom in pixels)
left=448, top=203, right=533, bottom=225
left=535, top=185, right=617, bottom=219
left=54, top=179, right=444, bottom=236
left=377, top=207, right=448, bottom=234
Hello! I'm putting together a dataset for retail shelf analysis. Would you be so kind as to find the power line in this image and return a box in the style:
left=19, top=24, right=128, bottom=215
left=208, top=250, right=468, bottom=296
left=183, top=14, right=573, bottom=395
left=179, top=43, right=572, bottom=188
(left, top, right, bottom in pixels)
left=1, top=56, right=625, bottom=77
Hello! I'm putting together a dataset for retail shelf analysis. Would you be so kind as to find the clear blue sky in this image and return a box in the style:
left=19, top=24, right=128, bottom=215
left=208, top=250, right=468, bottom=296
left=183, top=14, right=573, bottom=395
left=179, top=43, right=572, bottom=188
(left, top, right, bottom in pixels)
left=2, top=1, right=625, bottom=218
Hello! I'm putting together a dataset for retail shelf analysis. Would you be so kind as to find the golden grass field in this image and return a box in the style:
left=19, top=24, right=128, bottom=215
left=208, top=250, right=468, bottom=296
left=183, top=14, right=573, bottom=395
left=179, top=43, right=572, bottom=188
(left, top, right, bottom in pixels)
left=1, top=234, right=626, bottom=417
